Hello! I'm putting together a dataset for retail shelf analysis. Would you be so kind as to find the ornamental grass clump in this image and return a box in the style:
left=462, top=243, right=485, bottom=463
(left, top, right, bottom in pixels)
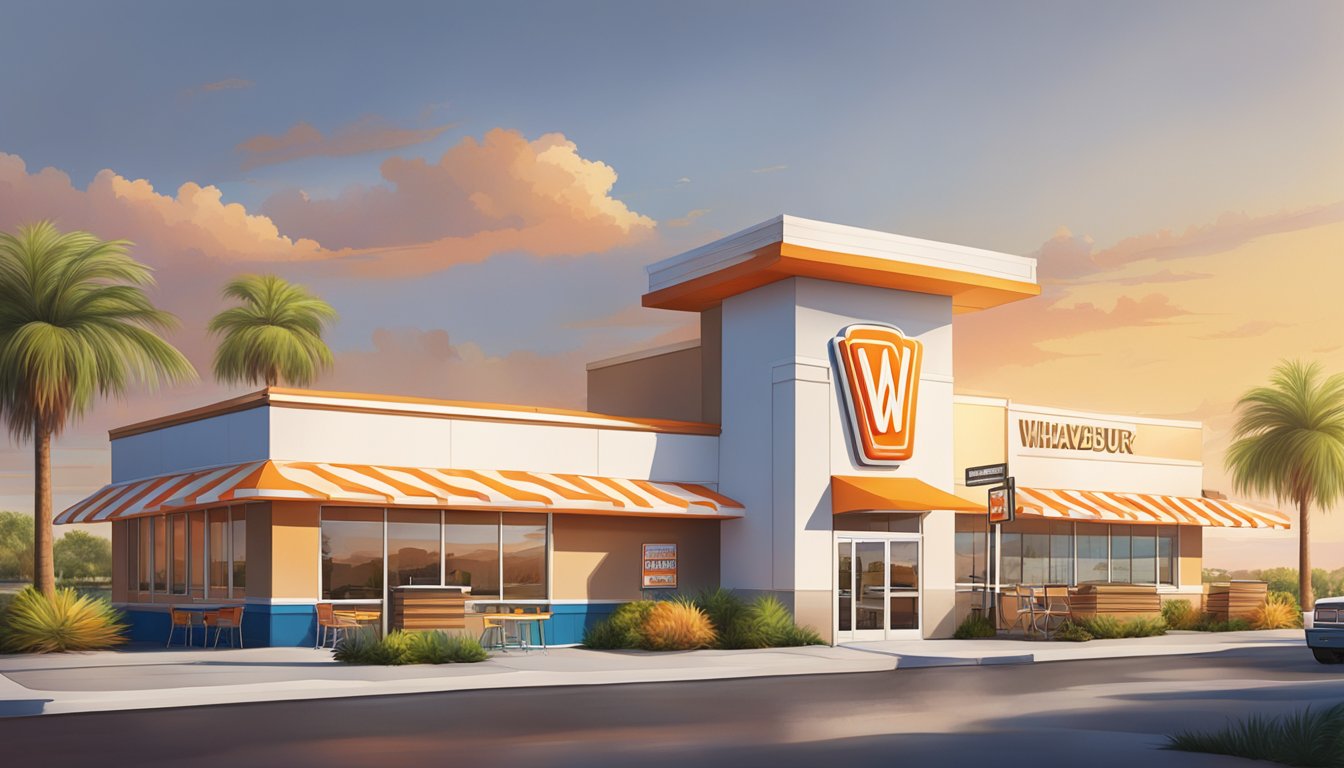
left=953, top=614, right=997, bottom=639
left=582, top=600, right=655, bottom=649
left=694, top=587, right=751, bottom=649
left=1076, top=615, right=1167, bottom=639
left=0, top=586, right=127, bottom=653
left=333, top=628, right=487, bottom=665
left=1165, top=702, right=1344, bottom=767
left=640, top=600, right=716, bottom=651
left=1052, top=620, right=1093, bottom=642
left=1161, top=599, right=1201, bottom=631
left=1251, top=595, right=1303, bottom=630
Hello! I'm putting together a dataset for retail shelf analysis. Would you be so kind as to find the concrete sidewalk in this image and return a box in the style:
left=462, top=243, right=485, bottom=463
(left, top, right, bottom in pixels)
left=0, top=630, right=1308, bottom=717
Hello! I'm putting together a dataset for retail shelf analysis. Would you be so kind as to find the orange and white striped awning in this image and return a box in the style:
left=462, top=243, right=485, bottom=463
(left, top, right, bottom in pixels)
left=56, top=460, right=744, bottom=524
left=1013, top=487, right=1289, bottom=529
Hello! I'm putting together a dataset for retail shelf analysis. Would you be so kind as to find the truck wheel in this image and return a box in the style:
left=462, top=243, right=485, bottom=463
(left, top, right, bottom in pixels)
left=1312, top=648, right=1344, bottom=664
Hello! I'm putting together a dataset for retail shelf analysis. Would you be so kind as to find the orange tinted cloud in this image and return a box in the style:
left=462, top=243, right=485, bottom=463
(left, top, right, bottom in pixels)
left=263, top=128, right=655, bottom=275
left=237, top=116, right=456, bottom=170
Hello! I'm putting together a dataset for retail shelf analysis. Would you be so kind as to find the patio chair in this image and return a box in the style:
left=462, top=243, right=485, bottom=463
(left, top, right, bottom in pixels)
left=1035, top=584, right=1072, bottom=639
left=315, top=603, right=358, bottom=649
left=999, top=585, right=1038, bottom=635
left=167, top=608, right=194, bottom=648
left=211, top=606, right=245, bottom=648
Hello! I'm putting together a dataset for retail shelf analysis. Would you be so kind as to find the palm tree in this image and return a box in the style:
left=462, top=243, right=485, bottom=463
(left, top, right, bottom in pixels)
left=1226, top=360, right=1344, bottom=610
left=0, top=222, right=195, bottom=596
left=208, top=274, right=338, bottom=387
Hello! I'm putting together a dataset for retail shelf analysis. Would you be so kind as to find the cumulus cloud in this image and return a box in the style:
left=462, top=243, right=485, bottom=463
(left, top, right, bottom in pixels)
left=262, top=128, right=655, bottom=276
left=666, top=208, right=709, bottom=228
left=237, top=116, right=456, bottom=170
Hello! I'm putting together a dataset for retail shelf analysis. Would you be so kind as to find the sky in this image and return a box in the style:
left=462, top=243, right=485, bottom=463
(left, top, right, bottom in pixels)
left=0, top=0, right=1341, bottom=570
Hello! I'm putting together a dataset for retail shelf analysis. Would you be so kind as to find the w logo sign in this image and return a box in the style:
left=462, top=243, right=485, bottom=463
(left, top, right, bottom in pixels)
left=832, top=324, right=923, bottom=464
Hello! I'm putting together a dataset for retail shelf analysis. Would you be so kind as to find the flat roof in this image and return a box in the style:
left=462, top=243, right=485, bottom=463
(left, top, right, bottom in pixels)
left=643, top=215, right=1040, bottom=313
left=109, top=387, right=722, bottom=439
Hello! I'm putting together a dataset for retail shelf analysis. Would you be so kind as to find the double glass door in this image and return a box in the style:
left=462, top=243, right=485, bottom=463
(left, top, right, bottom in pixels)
left=836, top=535, right=920, bottom=641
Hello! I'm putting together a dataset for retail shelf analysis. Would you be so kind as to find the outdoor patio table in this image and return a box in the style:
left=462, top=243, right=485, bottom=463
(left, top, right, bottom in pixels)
left=479, top=612, right=552, bottom=653
left=171, top=605, right=226, bottom=647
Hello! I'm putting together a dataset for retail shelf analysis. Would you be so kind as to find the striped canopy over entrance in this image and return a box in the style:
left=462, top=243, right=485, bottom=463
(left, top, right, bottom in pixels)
left=1013, top=487, right=1289, bottom=529
left=56, top=460, right=745, bottom=524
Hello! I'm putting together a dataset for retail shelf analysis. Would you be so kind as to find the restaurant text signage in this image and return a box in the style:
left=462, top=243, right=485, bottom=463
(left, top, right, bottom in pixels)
left=965, top=463, right=1007, bottom=487
left=1018, top=418, right=1134, bottom=455
left=642, top=543, right=678, bottom=589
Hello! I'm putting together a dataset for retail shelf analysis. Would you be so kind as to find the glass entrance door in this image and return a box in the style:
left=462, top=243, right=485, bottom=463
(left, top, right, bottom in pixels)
left=835, top=535, right=921, bottom=641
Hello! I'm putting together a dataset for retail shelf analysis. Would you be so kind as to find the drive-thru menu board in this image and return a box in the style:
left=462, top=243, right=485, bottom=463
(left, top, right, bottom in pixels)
left=642, top=543, right=678, bottom=589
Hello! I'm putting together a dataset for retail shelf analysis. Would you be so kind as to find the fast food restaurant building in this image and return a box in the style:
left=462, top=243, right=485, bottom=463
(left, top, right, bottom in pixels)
left=58, top=216, right=1289, bottom=646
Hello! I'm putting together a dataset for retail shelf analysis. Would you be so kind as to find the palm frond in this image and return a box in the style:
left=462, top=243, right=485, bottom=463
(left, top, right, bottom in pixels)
left=209, top=273, right=338, bottom=387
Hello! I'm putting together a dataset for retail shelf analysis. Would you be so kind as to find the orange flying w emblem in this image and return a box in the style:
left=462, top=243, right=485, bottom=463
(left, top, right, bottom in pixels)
left=831, top=324, right=923, bottom=464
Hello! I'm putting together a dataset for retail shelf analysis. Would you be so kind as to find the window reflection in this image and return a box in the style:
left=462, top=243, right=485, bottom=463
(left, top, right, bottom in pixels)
left=321, top=508, right=384, bottom=600
left=444, top=512, right=499, bottom=598
left=502, top=513, right=546, bottom=599
left=387, top=511, right=440, bottom=597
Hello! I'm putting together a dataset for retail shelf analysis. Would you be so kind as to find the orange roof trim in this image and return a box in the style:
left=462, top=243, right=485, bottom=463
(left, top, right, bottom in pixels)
left=643, top=241, right=1041, bottom=313
left=56, top=461, right=745, bottom=524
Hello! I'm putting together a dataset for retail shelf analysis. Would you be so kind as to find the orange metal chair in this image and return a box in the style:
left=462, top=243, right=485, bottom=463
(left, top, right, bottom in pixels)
left=315, top=603, right=358, bottom=649
left=210, top=606, right=245, bottom=648
left=167, top=608, right=195, bottom=648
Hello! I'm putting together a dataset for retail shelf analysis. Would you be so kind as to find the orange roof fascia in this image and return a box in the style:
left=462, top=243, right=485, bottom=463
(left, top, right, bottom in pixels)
left=832, top=475, right=983, bottom=514
left=111, top=387, right=721, bottom=439
left=642, top=242, right=1041, bottom=313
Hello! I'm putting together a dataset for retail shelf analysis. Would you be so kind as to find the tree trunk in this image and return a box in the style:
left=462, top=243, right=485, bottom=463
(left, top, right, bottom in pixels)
left=1299, top=496, right=1313, bottom=611
left=33, top=422, right=55, bottom=597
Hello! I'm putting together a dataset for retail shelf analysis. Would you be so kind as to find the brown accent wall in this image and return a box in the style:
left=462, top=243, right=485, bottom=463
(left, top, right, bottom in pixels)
left=700, top=307, right=722, bottom=425
left=244, top=502, right=271, bottom=600
left=586, top=345, right=704, bottom=423
left=270, top=501, right=321, bottom=598
left=552, top=516, right=720, bottom=600
left=1179, top=525, right=1203, bottom=587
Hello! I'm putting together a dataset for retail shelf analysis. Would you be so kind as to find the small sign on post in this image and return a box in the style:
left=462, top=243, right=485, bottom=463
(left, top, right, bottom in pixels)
left=965, top=463, right=1008, bottom=487
left=988, top=478, right=1016, bottom=525
left=641, top=543, right=678, bottom=589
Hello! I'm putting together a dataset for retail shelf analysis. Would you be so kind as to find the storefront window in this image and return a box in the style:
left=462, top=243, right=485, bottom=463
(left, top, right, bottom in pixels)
left=502, top=513, right=547, bottom=599
left=143, top=517, right=157, bottom=592
left=125, top=519, right=139, bottom=592
left=321, top=507, right=384, bottom=600
left=1000, top=532, right=1021, bottom=585
left=1076, top=523, right=1108, bottom=583
left=1111, top=529, right=1132, bottom=583
left=387, top=510, right=441, bottom=596
left=1021, top=533, right=1049, bottom=584
left=1158, top=526, right=1177, bottom=585
left=1130, top=529, right=1157, bottom=584
left=231, top=508, right=248, bottom=597
left=1049, top=522, right=1072, bottom=584
left=170, top=514, right=186, bottom=595
left=188, top=510, right=205, bottom=598
left=954, top=516, right=987, bottom=586
left=208, top=508, right=229, bottom=598
left=444, top=511, right=500, bottom=598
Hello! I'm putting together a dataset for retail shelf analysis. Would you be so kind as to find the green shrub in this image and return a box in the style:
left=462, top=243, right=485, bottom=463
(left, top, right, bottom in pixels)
left=1076, top=615, right=1167, bottom=639
left=779, top=624, right=826, bottom=647
left=640, top=600, right=716, bottom=651
left=0, top=586, right=127, bottom=653
left=1194, top=616, right=1254, bottom=632
left=1252, top=599, right=1303, bottom=630
left=334, top=627, right=406, bottom=664
left=693, top=587, right=751, bottom=648
left=582, top=601, right=655, bottom=649
left=1268, top=590, right=1300, bottom=610
left=952, top=614, right=997, bottom=639
left=1053, top=620, right=1093, bottom=642
left=1161, top=599, right=1200, bottom=630
left=403, top=630, right=488, bottom=663
left=740, top=596, right=796, bottom=648
left=334, top=628, right=488, bottom=665
left=1165, top=702, right=1344, bottom=766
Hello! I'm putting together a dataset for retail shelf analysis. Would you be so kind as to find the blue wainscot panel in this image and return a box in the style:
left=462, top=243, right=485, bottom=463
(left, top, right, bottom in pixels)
left=539, top=603, right=619, bottom=646
left=124, top=604, right=319, bottom=648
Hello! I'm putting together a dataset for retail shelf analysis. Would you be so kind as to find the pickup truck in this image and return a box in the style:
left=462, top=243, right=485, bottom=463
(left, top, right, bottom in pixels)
left=1307, top=596, right=1344, bottom=664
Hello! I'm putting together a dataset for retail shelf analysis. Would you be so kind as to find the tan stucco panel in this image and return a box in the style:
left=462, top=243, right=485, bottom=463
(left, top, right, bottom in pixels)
left=953, top=401, right=1007, bottom=504
left=269, top=502, right=320, bottom=599
left=586, top=346, right=703, bottom=423
left=1135, top=423, right=1203, bottom=462
left=552, top=515, right=720, bottom=600
left=1179, top=525, right=1203, bottom=587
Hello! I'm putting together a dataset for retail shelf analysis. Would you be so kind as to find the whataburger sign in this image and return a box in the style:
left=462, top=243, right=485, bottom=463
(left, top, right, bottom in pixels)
left=832, top=324, right=923, bottom=465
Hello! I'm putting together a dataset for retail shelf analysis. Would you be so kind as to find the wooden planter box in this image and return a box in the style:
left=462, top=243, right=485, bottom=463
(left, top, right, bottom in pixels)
left=391, top=586, right=469, bottom=632
left=1068, top=583, right=1161, bottom=620
left=1205, top=581, right=1267, bottom=622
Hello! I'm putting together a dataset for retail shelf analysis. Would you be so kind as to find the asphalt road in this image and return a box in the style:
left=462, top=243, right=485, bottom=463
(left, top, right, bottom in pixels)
left=3, top=647, right=1340, bottom=768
